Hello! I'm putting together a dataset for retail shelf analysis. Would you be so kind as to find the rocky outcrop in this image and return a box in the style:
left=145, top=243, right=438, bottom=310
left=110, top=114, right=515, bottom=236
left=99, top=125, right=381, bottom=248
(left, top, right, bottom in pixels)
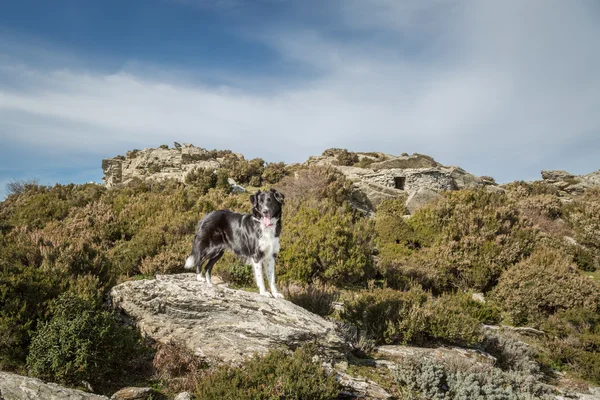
left=306, top=149, right=494, bottom=213
left=541, top=169, right=600, bottom=196
left=109, top=274, right=348, bottom=364
left=101, top=144, right=496, bottom=213
left=102, top=144, right=222, bottom=188
left=0, top=371, right=108, bottom=400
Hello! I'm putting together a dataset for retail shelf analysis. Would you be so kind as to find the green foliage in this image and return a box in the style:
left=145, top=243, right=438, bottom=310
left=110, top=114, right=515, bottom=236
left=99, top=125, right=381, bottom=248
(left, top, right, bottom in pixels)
left=493, top=247, right=600, bottom=326
left=394, top=354, right=554, bottom=400
left=335, top=149, right=359, bottom=166
left=279, top=200, right=375, bottom=286
left=283, top=283, right=339, bottom=317
left=221, top=154, right=264, bottom=186
left=159, top=144, right=169, bottom=149
left=212, top=252, right=254, bottom=287
left=261, top=162, right=289, bottom=184
left=374, top=190, right=538, bottom=292
left=194, top=344, right=340, bottom=400
left=277, top=167, right=352, bottom=207
left=540, top=308, right=600, bottom=383
left=341, top=287, right=482, bottom=346
left=26, top=293, right=148, bottom=391
left=185, top=168, right=217, bottom=194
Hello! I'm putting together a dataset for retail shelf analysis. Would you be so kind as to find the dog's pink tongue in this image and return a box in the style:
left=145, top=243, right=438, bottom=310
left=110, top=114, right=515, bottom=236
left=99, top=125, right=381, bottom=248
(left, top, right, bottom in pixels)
left=263, top=216, right=271, bottom=226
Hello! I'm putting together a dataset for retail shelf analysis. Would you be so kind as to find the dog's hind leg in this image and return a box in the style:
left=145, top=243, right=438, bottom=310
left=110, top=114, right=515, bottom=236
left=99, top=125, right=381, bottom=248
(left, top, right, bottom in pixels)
left=265, top=257, right=283, bottom=299
left=204, top=250, right=224, bottom=286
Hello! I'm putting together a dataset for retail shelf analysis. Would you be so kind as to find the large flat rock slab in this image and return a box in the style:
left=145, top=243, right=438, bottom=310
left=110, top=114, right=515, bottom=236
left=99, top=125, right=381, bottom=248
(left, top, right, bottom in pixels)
left=0, top=372, right=107, bottom=400
left=110, top=274, right=348, bottom=364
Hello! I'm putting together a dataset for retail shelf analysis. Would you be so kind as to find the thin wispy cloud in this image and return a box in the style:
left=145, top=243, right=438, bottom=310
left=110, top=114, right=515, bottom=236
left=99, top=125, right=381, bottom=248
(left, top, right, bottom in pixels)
left=0, top=0, right=599, bottom=199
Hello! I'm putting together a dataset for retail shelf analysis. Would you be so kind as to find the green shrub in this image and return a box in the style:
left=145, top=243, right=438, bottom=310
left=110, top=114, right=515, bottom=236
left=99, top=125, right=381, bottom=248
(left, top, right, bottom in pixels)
left=394, top=354, right=554, bottom=400
left=493, top=247, right=600, bottom=326
left=212, top=252, right=254, bottom=287
left=336, top=149, right=359, bottom=166
left=262, top=162, right=289, bottom=184
left=185, top=168, right=217, bottom=193
left=221, top=155, right=264, bottom=186
left=276, top=167, right=352, bottom=207
left=341, top=287, right=482, bottom=346
left=26, top=293, right=149, bottom=392
left=279, top=200, right=375, bottom=286
left=540, top=308, right=600, bottom=383
left=195, top=344, right=340, bottom=400
left=283, top=283, right=340, bottom=317
left=374, top=190, right=538, bottom=292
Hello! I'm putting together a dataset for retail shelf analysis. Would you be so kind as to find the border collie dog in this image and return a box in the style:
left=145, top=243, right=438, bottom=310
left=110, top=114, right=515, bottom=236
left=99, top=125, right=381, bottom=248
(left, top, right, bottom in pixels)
left=184, top=188, right=285, bottom=298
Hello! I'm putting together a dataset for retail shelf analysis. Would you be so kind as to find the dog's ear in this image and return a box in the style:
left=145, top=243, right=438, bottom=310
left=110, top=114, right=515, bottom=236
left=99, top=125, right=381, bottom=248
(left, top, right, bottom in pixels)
left=250, top=190, right=260, bottom=208
left=270, top=188, right=285, bottom=204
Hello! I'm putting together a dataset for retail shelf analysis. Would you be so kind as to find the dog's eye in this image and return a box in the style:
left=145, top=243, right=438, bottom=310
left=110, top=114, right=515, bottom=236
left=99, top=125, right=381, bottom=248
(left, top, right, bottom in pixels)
left=266, top=198, right=272, bottom=203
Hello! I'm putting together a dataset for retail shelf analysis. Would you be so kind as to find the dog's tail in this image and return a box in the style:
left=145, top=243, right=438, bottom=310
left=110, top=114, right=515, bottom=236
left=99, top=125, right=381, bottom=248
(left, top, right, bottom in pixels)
left=184, top=254, right=196, bottom=269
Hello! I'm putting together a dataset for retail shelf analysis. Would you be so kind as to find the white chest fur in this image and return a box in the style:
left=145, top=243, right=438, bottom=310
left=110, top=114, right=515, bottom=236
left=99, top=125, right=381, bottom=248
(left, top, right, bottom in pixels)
left=258, top=221, right=280, bottom=258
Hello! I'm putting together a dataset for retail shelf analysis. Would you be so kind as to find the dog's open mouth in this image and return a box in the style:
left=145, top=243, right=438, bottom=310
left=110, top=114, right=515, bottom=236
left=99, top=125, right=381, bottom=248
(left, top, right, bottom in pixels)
left=263, top=214, right=272, bottom=226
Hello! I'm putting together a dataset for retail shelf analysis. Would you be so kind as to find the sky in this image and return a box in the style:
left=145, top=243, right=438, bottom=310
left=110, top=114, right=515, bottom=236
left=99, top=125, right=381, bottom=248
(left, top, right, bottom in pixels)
left=1, top=0, right=599, bottom=199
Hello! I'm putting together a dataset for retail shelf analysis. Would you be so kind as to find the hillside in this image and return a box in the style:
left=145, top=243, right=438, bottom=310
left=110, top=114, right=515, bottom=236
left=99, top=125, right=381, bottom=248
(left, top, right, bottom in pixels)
left=1, top=145, right=600, bottom=399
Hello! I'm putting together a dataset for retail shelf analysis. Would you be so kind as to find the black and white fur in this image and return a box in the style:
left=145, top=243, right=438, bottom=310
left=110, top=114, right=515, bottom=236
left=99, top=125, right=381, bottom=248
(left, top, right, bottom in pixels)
left=184, top=188, right=285, bottom=298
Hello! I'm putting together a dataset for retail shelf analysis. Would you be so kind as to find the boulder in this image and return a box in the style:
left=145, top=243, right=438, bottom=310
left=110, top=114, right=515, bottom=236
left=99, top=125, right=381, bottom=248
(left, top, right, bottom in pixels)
left=0, top=371, right=107, bottom=400
left=541, top=169, right=600, bottom=195
left=110, top=387, right=154, bottom=400
left=109, top=274, right=348, bottom=364
left=405, top=187, right=442, bottom=215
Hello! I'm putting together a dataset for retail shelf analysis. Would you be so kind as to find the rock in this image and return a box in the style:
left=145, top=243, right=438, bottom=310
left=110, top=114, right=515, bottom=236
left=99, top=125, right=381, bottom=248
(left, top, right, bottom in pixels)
left=405, top=187, right=442, bottom=214
left=334, top=370, right=393, bottom=399
left=227, top=178, right=246, bottom=193
left=471, top=292, right=486, bottom=304
left=110, top=387, right=154, bottom=400
left=541, top=170, right=575, bottom=182
left=376, top=344, right=497, bottom=368
left=0, top=371, right=108, bottom=400
left=541, top=169, right=600, bottom=195
left=102, top=145, right=220, bottom=188
left=110, top=274, right=348, bottom=364
left=304, top=151, right=490, bottom=213
left=173, top=393, right=192, bottom=400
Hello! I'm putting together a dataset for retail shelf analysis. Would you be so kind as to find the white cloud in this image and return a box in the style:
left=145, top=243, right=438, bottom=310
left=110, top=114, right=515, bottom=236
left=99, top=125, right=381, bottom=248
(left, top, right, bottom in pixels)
left=0, top=0, right=599, bottom=188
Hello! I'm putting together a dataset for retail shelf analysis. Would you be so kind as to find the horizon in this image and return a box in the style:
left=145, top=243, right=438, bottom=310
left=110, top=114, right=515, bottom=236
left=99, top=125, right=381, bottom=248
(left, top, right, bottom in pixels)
left=1, top=0, right=600, bottom=199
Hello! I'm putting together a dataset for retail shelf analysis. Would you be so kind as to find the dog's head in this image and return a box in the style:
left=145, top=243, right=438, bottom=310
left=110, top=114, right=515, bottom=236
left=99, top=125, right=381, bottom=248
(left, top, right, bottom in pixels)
left=250, top=188, right=284, bottom=226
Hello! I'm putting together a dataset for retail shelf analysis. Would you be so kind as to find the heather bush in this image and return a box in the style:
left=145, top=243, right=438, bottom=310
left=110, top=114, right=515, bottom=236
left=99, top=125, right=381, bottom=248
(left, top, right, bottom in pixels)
left=394, top=354, right=554, bottom=400
left=185, top=168, right=217, bottom=193
left=194, top=344, right=340, bottom=400
left=212, top=252, right=254, bottom=287
left=153, top=341, right=207, bottom=393
left=540, top=308, right=600, bottom=383
left=282, top=282, right=340, bottom=317
left=26, top=293, right=149, bottom=392
left=276, top=166, right=352, bottom=207
left=493, top=247, right=600, bottom=325
left=335, top=149, right=359, bottom=166
left=341, top=287, right=482, bottom=346
left=374, top=190, right=538, bottom=293
left=278, top=200, right=375, bottom=286
left=262, top=161, right=289, bottom=184
left=221, top=154, right=264, bottom=186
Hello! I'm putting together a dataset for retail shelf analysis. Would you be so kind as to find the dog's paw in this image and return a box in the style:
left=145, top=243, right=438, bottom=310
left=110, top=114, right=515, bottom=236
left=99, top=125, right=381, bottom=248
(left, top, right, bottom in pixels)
left=259, top=291, right=273, bottom=298
left=196, top=274, right=204, bottom=282
left=272, top=292, right=284, bottom=299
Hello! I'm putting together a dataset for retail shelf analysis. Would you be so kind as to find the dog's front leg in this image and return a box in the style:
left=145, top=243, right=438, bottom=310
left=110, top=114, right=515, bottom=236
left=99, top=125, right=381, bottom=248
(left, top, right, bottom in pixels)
left=252, top=260, right=272, bottom=297
left=265, top=257, right=284, bottom=299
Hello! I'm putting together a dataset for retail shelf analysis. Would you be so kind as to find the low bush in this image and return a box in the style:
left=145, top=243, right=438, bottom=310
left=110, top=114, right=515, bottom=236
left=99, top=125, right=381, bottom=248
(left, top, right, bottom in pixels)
left=153, top=341, right=207, bottom=393
left=341, top=287, right=482, bottom=346
left=279, top=200, right=375, bottom=286
left=26, top=293, right=150, bottom=392
left=336, top=149, right=359, bottom=166
left=282, top=282, right=340, bottom=317
left=394, top=354, right=554, bottom=400
left=194, top=344, right=340, bottom=400
left=185, top=168, right=217, bottom=194
left=262, top=162, right=289, bottom=184
left=493, top=247, right=600, bottom=326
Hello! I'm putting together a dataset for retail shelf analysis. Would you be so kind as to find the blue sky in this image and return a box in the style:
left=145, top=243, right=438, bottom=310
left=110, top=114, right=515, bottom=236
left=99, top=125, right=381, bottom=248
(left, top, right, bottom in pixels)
left=1, top=0, right=599, bottom=198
